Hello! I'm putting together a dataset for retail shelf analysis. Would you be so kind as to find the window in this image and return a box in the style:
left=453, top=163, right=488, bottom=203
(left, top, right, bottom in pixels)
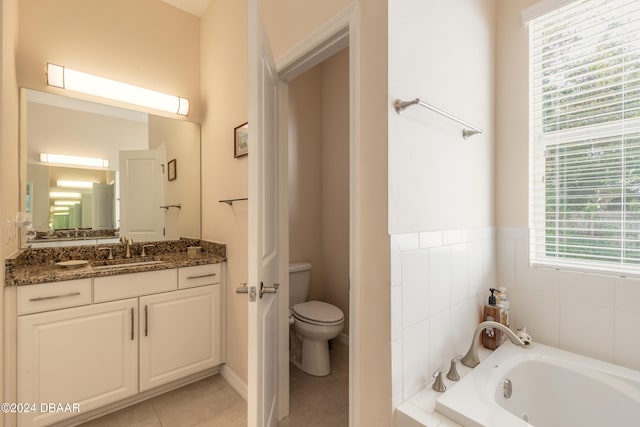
left=529, top=0, right=640, bottom=275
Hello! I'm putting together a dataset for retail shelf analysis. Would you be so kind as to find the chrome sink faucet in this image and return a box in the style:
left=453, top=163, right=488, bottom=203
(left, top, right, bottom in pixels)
left=461, top=321, right=529, bottom=368
left=119, top=236, right=134, bottom=258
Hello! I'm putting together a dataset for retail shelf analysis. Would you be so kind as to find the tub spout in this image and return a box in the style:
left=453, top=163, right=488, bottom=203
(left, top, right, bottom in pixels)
left=461, top=321, right=528, bottom=368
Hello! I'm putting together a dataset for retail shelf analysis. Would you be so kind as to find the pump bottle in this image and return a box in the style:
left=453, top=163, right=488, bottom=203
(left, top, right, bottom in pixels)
left=482, top=288, right=504, bottom=350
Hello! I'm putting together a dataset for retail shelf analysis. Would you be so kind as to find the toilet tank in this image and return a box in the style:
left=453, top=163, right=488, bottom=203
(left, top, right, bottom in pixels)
left=289, top=262, right=311, bottom=306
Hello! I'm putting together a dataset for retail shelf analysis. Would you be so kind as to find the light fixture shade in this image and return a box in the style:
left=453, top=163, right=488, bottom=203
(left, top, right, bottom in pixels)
left=40, top=153, right=109, bottom=168
left=56, top=180, right=95, bottom=189
left=46, top=63, right=189, bottom=116
left=49, top=192, right=82, bottom=199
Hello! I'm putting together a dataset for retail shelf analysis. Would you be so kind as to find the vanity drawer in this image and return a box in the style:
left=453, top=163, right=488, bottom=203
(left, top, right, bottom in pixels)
left=178, top=264, right=222, bottom=289
left=94, top=269, right=177, bottom=302
left=17, top=279, right=92, bottom=315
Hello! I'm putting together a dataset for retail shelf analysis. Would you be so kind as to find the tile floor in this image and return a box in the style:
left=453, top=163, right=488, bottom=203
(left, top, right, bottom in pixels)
left=79, top=341, right=348, bottom=427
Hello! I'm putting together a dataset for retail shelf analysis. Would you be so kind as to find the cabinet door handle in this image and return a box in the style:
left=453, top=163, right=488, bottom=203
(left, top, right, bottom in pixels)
left=186, top=273, right=217, bottom=280
left=29, top=292, right=81, bottom=302
left=144, top=305, right=148, bottom=337
left=130, top=308, right=134, bottom=341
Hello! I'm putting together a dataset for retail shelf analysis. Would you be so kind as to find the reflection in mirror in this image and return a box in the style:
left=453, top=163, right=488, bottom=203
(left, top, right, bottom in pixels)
left=21, top=88, right=201, bottom=248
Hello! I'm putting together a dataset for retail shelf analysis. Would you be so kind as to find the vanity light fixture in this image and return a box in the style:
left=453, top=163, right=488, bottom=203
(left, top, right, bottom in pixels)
left=46, top=63, right=190, bottom=116
left=49, top=192, right=82, bottom=199
left=56, top=180, right=95, bottom=189
left=40, top=153, right=109, bottom=168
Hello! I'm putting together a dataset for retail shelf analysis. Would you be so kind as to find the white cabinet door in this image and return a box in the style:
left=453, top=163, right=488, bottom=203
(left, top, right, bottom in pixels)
left=18, top=299, right=138, bottom=427
left=139, top=285, right=222, bottom=392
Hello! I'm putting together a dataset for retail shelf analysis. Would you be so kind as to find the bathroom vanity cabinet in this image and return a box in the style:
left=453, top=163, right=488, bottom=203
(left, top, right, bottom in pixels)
left=8, top=263, right=224, bottom=427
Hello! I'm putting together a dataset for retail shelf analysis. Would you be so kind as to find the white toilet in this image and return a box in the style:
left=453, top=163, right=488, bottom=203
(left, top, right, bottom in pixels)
left=289, top=262, right=344, bottom=376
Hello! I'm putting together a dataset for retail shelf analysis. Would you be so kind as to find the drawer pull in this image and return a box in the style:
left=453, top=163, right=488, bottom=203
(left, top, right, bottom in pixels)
left=130, top=308, right=134, bottom=341
left=29, top=292, right=81, bottom=302
left=144, top=305, right=148, bottom=337
left=186, top=273, right=217, bottom=280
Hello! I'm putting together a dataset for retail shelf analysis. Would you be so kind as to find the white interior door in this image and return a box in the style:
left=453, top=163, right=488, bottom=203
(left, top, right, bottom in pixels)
left=248, top=1, right=280, bottom=426
left=119, top=148, right=165, bottom=241
left=92, top=183, right=114, bottom=230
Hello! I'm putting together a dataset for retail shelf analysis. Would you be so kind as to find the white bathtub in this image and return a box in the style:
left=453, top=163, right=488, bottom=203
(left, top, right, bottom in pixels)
left=436, top=341, right=640, bottom=427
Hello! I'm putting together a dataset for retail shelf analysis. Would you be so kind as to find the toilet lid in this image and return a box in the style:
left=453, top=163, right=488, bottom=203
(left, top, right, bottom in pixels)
left=293, top=301, right=344, bottom=324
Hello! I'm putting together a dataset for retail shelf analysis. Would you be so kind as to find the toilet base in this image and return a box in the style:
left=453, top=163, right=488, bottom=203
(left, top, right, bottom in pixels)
left=297, top=338, right=331, bottom=376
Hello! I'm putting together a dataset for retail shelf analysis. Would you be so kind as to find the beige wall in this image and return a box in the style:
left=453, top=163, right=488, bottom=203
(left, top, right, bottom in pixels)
left=260, top=0, right=352, bottom=60
left=1, top=0, right=20, bottom=423
left=18, top=0, right=201, bottom=122
left=288, top=48, right=350, bottom=328
left=388, top=0, right=496, bottom=233
left=320, top=49, right=350, bottom=332
left=496, top=0, right=536, bottom=227
left=354, top=0, right=391, bottom=425
left=148, top=115, right=201, bottom=240
left=288, top=64, right=325, bottom=302
left=200, top=0, right=249, bottom=384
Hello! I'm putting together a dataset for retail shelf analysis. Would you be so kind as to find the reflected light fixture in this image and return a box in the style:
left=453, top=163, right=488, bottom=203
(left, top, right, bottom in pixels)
left=54, top=200, right=81, bottom=206
left=40, top=153, right=109, bottom=168
left=56, top=180, right=95, bottom=189
left=52, top=207, right=70, bottom=212
left=47, top=63, right=190, bottom=116
left=49, top=192, right=82, bottom=199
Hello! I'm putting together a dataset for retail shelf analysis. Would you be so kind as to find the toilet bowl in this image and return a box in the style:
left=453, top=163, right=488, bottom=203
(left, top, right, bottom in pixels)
left=290, top=300, right=344, bottom=376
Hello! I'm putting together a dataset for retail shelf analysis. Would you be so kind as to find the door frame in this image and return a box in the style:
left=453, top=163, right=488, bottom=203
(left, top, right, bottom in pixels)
left=274, top=5, right=359, bottom=425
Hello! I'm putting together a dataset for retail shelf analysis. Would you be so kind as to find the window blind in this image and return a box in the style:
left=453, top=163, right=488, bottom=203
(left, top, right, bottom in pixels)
left=529, top=0, right=640, bottom=275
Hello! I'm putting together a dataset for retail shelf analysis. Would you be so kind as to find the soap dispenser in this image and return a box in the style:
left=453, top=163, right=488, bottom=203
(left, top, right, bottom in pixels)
left=482, top=288, right=503, bottom=350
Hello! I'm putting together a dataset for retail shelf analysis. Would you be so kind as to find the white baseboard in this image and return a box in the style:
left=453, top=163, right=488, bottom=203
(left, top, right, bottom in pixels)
left=220, top=364, right=248, bottom=401
left=336, top=332, right=349, bottom=347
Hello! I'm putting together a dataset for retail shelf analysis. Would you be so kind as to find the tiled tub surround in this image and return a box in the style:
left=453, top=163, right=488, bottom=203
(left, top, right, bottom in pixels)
left=393, top=226, right=640, bottom=426
left=391, top=227, right=496, bottom=410
left=496, top=227, right=640, bottom=372
left=5, top=238, right=226, bottom=286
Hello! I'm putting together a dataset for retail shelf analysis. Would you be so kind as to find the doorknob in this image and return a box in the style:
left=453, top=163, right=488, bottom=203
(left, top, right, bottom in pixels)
left=237, top=283, right=257, bottom=302
left=260, top=282, right=279, bottom=298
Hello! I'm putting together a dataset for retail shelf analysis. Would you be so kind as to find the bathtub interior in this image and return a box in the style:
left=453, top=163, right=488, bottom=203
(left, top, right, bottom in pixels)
left=435, top=342, right=640, bottom=427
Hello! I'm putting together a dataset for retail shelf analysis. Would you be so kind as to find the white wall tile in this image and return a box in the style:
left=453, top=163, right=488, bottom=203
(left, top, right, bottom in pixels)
left=559, top=301, right=614, bottom=362
left=449, top=298, right=482, bottom=355
left=496, top=238, right=515, bottom=289
left=419, top=231, right=443, bottom=248
left=468, top=240, right=484, bottom=297
left=483, top=239, right=496, bottom=290
left=402, top=250, right=430, bottom=327
left=558, top=271, right=615, bottom=309
left=402, top=320, right=430, bottom=399
left=391, top=239, right=403, bottom=287
left=392, top=285, right=403, bottom=341
left=614, top=310, right=640, bottom=370
left=392, top=338, right=404, bottom=397
left=429, top=246, right=451, bottom=315
left=429, top=309, right=453, bottom=374
left=615, top=277, right=640, bottom=313
left=515, top=291, right=560, bottom=346
left=515, top=239, right=559, bottom=297
left=443, top=229, right=463, bottom=245
left=450, top=243, right=469, bottom=306
left=394, top=233, right=420, bottom=252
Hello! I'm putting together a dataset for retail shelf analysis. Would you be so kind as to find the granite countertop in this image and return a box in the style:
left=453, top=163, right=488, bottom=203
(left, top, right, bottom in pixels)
left=4, top=239, right=226, bottom=287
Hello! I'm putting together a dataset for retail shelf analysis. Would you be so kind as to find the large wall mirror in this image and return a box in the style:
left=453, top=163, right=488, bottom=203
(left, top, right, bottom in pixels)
left=20, top=88, right=201, bottom=248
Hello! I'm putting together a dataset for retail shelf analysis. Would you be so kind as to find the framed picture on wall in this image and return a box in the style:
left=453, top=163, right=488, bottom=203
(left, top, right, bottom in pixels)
left=234, top=122, right=248, bottom=158
left=168, top=159, right=177, bottom=181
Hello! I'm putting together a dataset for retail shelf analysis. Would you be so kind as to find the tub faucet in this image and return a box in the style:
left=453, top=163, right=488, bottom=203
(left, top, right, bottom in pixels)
left=461, top=321, right=529, bottom=368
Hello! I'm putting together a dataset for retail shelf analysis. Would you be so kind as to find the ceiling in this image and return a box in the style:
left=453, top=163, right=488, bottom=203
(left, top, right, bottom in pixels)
left=161, top=0, right=213, bottom=17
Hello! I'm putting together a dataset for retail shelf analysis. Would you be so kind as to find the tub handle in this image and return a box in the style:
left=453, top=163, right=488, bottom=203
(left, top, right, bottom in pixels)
left=432, top=371, right=447, bottom=392
left=447, top=355, right=462, bottom=381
